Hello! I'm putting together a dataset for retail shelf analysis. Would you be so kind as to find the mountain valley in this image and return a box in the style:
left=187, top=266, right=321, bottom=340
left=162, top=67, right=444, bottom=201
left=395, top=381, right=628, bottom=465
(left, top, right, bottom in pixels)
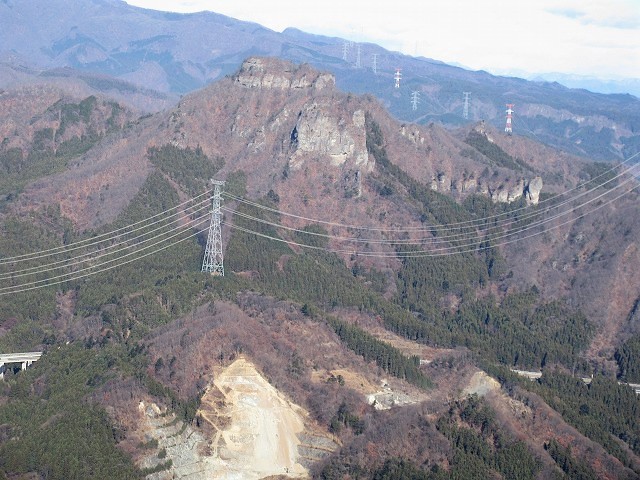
left=0, top=9, right=639, bottom=479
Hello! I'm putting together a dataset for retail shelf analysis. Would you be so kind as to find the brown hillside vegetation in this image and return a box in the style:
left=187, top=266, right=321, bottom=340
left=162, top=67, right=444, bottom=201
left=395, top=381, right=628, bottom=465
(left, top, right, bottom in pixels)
left=94, top=292, right=638, bottom=479
left=5, top=54, right=638, bottom=366
left=1, top=57, right=640, bottom=479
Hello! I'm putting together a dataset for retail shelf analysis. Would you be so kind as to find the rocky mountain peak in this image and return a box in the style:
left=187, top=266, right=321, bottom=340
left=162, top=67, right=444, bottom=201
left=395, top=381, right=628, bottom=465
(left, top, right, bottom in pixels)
left=234, top=57, right=335, bottom=91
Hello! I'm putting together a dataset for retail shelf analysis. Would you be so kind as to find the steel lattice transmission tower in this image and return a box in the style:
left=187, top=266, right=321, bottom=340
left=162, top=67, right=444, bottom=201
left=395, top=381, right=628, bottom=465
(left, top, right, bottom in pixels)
left=411, top=90, right=420, bottom=111
left=505, top=104, right=515, bottom=134
left=463, top=92, right=471, bottom=119
left=394, top=68, right=402, bottom=88
left=201, top=180, right=225, bottom=276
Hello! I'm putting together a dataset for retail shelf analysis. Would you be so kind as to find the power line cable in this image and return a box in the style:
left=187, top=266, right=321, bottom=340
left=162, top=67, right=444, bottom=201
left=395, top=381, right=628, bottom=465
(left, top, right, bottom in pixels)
left=224, top=180, right=639, bottom=259
left=224, top=160, right=639, bottom=244
left=227, top=173, right=638, bottom=254
left=0, top=188, right=212, bottom=264
left=0, top=213, right=210, bottom=293
left=0, top=201, right=211, bottom=279
left=224, top=151, right=639, bottom=233
left=0, top=223, right=209, bottom=296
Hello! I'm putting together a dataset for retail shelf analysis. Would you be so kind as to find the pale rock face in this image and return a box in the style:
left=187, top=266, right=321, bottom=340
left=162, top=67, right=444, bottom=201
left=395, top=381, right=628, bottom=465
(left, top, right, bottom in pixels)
left=525, top=176, right=543, bottom=205
left=311, top=73, right=335, bottom=91
left=507, top=179, right=525, bottom=203
left=235, top=57, right=335, bottom=91
left=487, top=176, right=543, bottom=204
left=399, top=125, right=423, bottom=145
left=438, top=173, right=450, bottom=191
left=491, top=188, right=509, bottom=203
left=461, top=177, right=477, bottom=193
left=289, top=103, right=370, bottom=171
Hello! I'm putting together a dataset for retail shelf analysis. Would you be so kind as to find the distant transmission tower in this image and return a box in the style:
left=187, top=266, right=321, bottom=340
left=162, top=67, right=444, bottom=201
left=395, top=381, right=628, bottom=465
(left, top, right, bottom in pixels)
left=463, top=92, right=471, bottom=119
left=342, top=41, right=349, bottom=61
left=372, top=53, right=378, bottom=75
left=201, top=180, right=225, bottom=276
left=394, top=68, right=402, bottom=88
left=411, top=90, right=420, bottom=111
left=505, top=104, right=514, bottom=134
left=355, top=44, right=361, bottom=68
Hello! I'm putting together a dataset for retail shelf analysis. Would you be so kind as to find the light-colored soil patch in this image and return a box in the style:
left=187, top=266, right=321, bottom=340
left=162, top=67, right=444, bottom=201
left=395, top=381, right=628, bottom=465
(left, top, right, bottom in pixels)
left=138, top=358, right=317, bottom=479
left=462, top=371, right=500, bottom=397
left=368, top=327, right=456, bottom=362
left=311, top=368, right=379, bottom=395
left=203, top=357, right=308, bottom=479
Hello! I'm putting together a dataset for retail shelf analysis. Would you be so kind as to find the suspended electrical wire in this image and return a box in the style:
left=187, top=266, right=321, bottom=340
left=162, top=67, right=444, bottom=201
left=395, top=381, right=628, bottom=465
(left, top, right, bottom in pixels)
left=0, top=214, right=210, bottom=294
left=9, top=171, right=631, bottom=298
left=223, top=162, right=640, bottom=247
left=0, top=188, right=212, bottom=264
left=0, top=201, right=211, bottom=280
left=0, top=224, right=209, bottom=296
left=224, top=179, right=639, bottom=259
left=224, top=150, right=639, bottom=233
left=229, top=174, right=639, bottom=253
left=1, top=146, right=638, bottom=296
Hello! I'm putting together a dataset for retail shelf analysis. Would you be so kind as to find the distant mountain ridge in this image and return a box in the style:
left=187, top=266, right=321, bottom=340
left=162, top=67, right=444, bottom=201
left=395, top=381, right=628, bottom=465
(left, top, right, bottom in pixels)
left=2, top=55, right=640, bottom=479
left=1, top=0, right=639, bottom=161
left=528, top=72, right=640, bottom=98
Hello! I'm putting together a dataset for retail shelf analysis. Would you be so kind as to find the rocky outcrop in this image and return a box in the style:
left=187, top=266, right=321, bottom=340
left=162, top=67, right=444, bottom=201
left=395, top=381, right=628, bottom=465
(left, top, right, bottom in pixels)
left=488, top=177, right=543, bottom=205
left=524, top=176, right=543, bottom=205
left=431, top=173, right=543, bottom=205
left=289, top=103, right=371, bottom=172
left=234, top=57, right=334, bottom=91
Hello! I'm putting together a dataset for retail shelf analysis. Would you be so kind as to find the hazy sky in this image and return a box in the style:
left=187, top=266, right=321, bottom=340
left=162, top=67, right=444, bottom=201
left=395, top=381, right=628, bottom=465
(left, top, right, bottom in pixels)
left=125, top=0, right=640, bottom=79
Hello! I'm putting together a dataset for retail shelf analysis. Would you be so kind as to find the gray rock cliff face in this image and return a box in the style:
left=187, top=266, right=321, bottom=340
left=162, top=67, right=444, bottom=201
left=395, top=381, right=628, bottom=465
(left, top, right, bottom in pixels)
left=524, top=176, right=543, bottom=204
left=431, top=174, right=543, bottom=205
left=289, top=104, right=370, bottom=171
left=235, top=57, right=334, bottom=91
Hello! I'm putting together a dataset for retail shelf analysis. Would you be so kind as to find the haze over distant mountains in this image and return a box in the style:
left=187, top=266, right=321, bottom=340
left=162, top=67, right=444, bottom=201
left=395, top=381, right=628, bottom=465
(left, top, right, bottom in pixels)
left=526, top=73, right=640, bottom=98
left=2, top=1, right=640, bottom=475
left=1, top=0, right=639, bottom=161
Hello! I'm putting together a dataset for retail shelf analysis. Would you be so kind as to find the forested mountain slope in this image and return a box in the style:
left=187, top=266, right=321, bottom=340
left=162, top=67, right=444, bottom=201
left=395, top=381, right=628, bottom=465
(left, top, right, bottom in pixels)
left=0, top=58, right=639, bottom=479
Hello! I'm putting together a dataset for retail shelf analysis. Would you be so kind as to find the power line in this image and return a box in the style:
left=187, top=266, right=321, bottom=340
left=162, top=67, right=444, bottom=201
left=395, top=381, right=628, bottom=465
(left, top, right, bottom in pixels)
left=224, top=168, right=639, bottom=251
left=1, top=150, right=638, bottom=294
left=0, top=222, right=209, bottom=296
left=6, top=172, right=635, bottom=297
left=223, top=151, right=640, bottom=234
left=0, top=201, right=211, bottom=280
left=7, top=172, right=634, bottom=296
left=224, top=179, right=639, bottom=259
left=0, top=189, right=212, bottom=265
left=0, top=214, right=210, bottom=295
